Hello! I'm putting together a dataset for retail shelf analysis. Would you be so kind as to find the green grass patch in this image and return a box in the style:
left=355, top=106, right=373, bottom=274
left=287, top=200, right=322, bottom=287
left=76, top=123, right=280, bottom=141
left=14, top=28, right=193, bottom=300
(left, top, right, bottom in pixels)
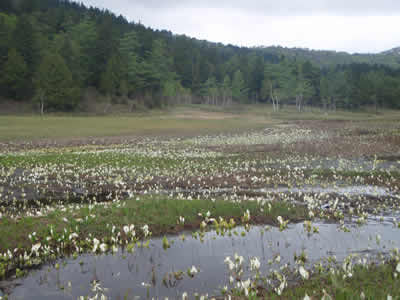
left=1, top=105, right=398, bottom=142
left=0, top=195, right=306, bottom=253
left=0, top=150, right=181, bottom=169
left=0, top=113, right=266, bottom=142
left=265, top=263, right=400, bottom=299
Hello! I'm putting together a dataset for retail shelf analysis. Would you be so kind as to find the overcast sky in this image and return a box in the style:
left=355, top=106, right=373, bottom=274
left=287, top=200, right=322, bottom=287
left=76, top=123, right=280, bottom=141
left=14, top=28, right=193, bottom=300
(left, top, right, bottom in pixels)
left=79, top=0, right=400, bottom=54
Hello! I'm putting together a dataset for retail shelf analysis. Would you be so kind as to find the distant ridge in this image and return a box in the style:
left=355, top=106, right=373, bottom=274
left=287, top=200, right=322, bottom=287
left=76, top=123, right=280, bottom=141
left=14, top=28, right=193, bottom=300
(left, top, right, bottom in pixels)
left=380, top=47, right=400, bottom=56
left=255, top=46, right=400, bottom=68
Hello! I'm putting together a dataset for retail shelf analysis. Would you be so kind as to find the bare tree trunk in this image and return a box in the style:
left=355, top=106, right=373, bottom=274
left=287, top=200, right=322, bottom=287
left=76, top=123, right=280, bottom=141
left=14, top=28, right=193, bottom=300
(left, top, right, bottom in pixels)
left=299, top=96, right=302, bottom=112
left=271, top=97, right=276, bottom=112
left=296, top=94, right=303, bottom=112
left=40, top=93, right=45, bottom=116
left=103, top=103, right=111, bottom=114
left=330, top=96, right=336, bottom=112
left=271, top=94, right=279, bottom=112
left=373, top=95, right=378, bottom=114
left=276, top=96, right=280, bottom=112
left=322, top=98, right=327, bottom=113
left=270, top=84, right=276, bottom=112
left=300, top=95, right=303, bottom=112
left=270, top=85, right=274, bottom=112
left=103, top=95, right=111, bottom=114
left=129, top=100, right=135, bottom=112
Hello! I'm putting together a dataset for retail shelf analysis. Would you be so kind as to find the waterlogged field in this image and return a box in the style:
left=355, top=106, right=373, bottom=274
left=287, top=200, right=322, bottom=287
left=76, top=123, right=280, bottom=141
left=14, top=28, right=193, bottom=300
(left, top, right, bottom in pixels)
left=0, top=111, right=400, bottom=299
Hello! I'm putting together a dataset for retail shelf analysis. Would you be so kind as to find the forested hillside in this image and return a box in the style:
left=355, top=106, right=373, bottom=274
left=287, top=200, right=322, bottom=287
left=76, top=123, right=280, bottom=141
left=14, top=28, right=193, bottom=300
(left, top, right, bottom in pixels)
left=1, top=0, right=400, bottom=113
left=258, top=46, right=400, bottom=69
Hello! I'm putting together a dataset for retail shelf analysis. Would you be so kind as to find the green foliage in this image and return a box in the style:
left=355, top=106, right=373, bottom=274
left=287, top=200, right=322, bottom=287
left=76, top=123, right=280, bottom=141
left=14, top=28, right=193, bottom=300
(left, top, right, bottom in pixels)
left=13, top=15, right=37, bottom=73
left=247, top=53, right=264, bottom=99
left=0, top=48, right=28, bottom=99
left=267, top=263, right=400, bottom=299
left=202, top=77, right=217, bottom=95
left=0, top=2, right=399, bottom=111
left=222, top=75, right=232, bottom=103
left=320, top=75, right=330, bottom=108
left=147, top=39, right=177, bottom=90
left=100, top=54, right=124, bottom=96
left=295, top=78, right=313, bottom=99
left=119, top=31, right=142, bottom=94
left=232, top=70, right=247, bottom=102
left=262, top=62, right=292, bottom=106
left=68, top=17, right=98, bottom=85
left=0, top=0, right=13, bottom=12
left=91, top=15, right=119, bottom=85
left=259, top=45, right=400, bottom=68
left=0, top=194, right=305, bottom=253
left=33, top=52, right=80, bottom=111
left=162, top=80, right=183, bottom=98
left=222, top=75, right=231, bottom=91
left=59, top=35, right=84, bottom=86
left=0, top=13, right=16, bottom=66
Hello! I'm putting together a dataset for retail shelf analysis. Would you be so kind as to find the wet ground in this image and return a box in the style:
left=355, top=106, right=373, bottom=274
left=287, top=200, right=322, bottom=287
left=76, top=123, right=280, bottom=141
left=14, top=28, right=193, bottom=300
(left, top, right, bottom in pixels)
left=1, top=121, right=400, bottom=298
left=1, top=155, right=399, bottom=215
left=4, top=214, right=400, bottom=299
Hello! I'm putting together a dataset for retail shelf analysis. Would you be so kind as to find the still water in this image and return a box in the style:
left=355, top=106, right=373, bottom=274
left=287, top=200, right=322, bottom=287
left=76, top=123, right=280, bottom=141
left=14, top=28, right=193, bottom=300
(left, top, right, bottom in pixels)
left=4, top=214, right=400, bottom=299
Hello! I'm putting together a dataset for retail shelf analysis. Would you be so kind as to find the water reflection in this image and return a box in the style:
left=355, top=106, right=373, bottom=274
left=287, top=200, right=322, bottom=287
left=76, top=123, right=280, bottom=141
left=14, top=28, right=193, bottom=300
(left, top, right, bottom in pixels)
left=7, top=216, right=400, bottom=299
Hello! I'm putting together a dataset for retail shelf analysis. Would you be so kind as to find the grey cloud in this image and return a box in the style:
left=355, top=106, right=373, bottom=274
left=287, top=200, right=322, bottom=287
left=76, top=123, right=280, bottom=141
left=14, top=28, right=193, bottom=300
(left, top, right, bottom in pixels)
left=78, top=1, right=400, bottom=53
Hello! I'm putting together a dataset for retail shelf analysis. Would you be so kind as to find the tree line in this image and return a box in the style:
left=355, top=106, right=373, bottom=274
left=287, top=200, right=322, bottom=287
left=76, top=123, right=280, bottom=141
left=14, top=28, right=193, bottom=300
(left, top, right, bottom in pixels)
left=0, top=0, right=399, bottom=113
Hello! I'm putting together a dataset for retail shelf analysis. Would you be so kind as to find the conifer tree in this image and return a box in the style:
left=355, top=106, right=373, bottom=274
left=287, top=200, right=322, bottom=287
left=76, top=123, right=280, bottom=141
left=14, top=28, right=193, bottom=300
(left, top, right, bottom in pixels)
left=222, top=75, right=232, bottom=105
left=232, top=70, right=247, bottom=102
left=14, top=16, right=37, bottom=73
left=99, top=54, right=123, bottom=96
left=0, top=48, right=28, bottom=99
left=33, top=52, right=80, bottom=113
left=92, top=16, right=118, bottom=86
left=69, top=17, right=98, bottom=85
left=118, top=31, right=142, bottom=94
left=0, top=0, right=13, bottom=12
left=147, top=39, right=177, bottom=91
left=0, top=17, right=11, bottom=67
